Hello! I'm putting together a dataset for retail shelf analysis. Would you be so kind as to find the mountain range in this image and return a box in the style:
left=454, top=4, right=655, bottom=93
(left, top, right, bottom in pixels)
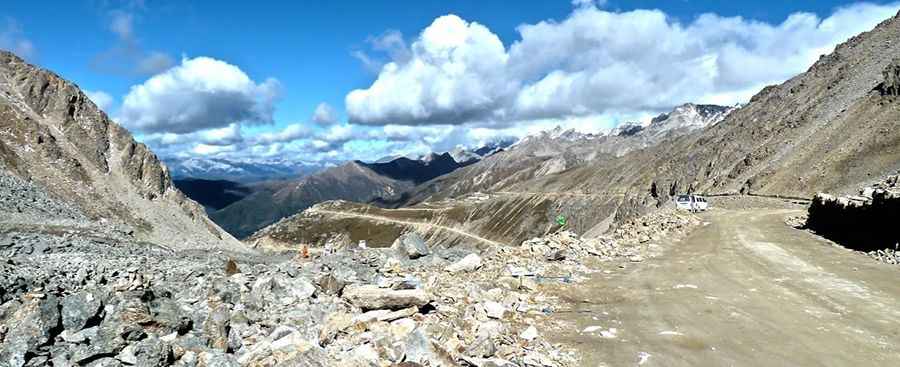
left=252, top=13, right=900, bottom=249
left=207, top=150, right=493, bottom=238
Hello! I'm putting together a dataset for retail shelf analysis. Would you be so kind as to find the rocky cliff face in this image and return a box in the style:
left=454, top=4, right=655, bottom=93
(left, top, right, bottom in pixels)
left=397, top=103, right=732, bottom=207
left=0, top=51, right=244, bottom=251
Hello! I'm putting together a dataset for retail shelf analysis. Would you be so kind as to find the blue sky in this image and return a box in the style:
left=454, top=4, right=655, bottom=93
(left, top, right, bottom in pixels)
left=2, top=0, right=899, bottom=163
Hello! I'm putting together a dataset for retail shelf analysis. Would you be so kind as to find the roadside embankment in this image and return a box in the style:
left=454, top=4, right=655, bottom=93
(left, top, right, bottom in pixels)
left=806, top=174, right=899, bottom=261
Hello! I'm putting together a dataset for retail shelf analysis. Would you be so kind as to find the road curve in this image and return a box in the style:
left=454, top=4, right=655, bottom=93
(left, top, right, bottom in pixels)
left=548, top=208, right=900, bottom=366
left=306, top=208, right=506, bottom=247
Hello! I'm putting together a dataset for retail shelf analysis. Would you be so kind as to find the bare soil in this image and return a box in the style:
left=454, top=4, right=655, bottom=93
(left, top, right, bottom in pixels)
left=545, top=208, right=900, bottom=366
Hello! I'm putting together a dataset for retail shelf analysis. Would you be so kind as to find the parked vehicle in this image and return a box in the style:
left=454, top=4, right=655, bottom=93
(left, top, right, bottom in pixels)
left=675, top=194, right=709, bottom=212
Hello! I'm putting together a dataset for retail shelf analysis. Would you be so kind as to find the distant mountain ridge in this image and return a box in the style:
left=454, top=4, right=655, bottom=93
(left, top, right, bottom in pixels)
left=358, top=152, right=476, bottom=185
left=202, top=142, right=512, bottom=238
left=211, top=161, right=415, bottom=238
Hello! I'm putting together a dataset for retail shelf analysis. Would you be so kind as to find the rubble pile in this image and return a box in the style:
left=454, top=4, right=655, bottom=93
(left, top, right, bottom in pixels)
left=866, top=246, right=900, bottom=265
left=608, top=208, right=703, bottom=247
left=806, top=173, right=899, bottom=263
left=0, top=208, right=701, bottom=366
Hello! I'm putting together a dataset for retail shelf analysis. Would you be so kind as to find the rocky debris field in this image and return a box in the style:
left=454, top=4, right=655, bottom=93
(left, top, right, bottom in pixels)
left=0, top=207, right=699, bottom=367
left=0, top=171, right=86, bottom=225
left=805, top=173, right=900, bottom=265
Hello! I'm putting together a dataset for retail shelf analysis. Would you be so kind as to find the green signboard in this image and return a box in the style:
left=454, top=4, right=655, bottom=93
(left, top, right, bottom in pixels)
left=556, top=214, right=567, bottom=227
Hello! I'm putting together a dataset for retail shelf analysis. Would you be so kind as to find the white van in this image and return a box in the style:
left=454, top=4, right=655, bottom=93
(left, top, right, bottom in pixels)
left=675, top=195, right=708, bottom=212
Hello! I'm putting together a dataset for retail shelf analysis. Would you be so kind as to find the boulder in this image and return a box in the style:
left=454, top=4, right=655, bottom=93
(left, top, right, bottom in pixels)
left=342, top=284, right=432, bottom=310
left=203, top=303, right=231, bottom=351
left=250, top=275, right=316, bottom=307
left=85, top=358, right=124, bottom=367
left=239, top=326, right=319, bottom=365
left=132, top=337, right=172, bottom=367
left=313, top=273, right=345, bottom=295
left=519, top=326, right=538, bottom=341
left=465, top=335, right=496, bottom=358
left=318, top=313, right=353, bottom=346
left=482, top=302, right=506, bottom=320
left=61, top=291, right=102, bottom=331
left=0, top=294, right=61, bottom=367
left=392, top=232, right=430, bottom=259
left=446, top=254, right=483, bottom=273
left=197, top=351, right=240, bottom=367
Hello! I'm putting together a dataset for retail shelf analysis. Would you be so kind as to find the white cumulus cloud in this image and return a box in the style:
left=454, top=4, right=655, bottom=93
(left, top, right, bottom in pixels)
left=119, top=56, right=281, bottom=134
left=312, top=102, right=338, bottom=124
left=346, top=3, right=900, bottom=127
left=346, top=14, right=513, bottom=126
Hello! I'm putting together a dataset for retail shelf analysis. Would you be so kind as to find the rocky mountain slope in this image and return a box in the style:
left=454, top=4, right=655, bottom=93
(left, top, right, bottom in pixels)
left=491, top=11, right=900, bottom=235
left=211, top=161, right=416, bottom=238
left=0, top=51, right=243, bottom=251
left=533, top=13, right=900, bottom=199
left=399, top=103, right=734, bottom=206
left=211, top=151, right=490, bottom=239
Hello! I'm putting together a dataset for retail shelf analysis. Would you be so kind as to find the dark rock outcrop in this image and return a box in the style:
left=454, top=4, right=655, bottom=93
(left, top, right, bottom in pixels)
left=806, top=174, right=900, bottom=253
left=879, top=58, right=900, bottom=96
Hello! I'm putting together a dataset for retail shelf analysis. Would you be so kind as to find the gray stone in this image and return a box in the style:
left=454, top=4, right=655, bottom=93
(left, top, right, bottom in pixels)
left=197, top=351, right=239, bottom=367
left=313, top=273, right=346, bottom=295
left=133, top=337, right=172, bottom=367
left=61, top=291, right=102, bottom=331
left=250, top=275, right=316, bottom=307
left=342, top=284, right=432, bottom=310
left=520, top=325, right=539, bottom=341
left=403, top=329, right=453, bottom=366
left=392, top=232, right=430, bottom=259
left=466, top=335, right=496, bottom=358
left=0, top=294, right=60, bottom=367
left=446, top=253, right=483, bottom=273
left=85, top=358, right=123, bottom=367
left=203, top=303, right=231, bottom=351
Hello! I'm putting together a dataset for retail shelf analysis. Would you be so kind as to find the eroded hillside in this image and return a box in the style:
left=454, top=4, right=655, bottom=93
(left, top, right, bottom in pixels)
left=0, top=51, right=243, bottom=251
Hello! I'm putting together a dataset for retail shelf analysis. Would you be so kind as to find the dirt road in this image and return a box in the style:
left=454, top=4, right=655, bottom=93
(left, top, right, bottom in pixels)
left=548, top=208, right=900, bottom=366
left=306, top=208, right=506, bottom=247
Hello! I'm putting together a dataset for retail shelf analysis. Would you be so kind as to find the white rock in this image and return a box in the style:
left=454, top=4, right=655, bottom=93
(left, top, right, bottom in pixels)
left=390, top=318, right=418, bottom=339
left=520, top=325, right=539, bottom=341
left=117, top=345, right=137, bottom=365
left=483, top=301, right=507, bottom=319
left=446, top=253, right=483, bottom=273
left=342, top=284, right=432, bottom=310
left=392, top=232, right=430, bottom=259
